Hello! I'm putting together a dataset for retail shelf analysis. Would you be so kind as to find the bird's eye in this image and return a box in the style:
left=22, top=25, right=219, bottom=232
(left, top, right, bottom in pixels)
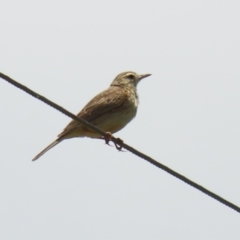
left=127, top=74, right=135, bottom=80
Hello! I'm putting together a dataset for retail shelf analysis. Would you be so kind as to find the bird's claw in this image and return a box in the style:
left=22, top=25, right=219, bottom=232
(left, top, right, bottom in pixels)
left=104, top=132, right=124, bottom=151
left=114, top=138, right=124, bottom=151
left=104, top=132, right=113, bottom=145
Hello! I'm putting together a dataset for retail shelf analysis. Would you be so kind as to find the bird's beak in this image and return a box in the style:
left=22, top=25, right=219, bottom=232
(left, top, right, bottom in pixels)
left=138, top=73, right=151, bottom=80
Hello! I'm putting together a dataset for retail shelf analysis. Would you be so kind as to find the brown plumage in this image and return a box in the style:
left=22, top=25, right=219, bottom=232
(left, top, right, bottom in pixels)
left=32, top=71, right=151, bottom=161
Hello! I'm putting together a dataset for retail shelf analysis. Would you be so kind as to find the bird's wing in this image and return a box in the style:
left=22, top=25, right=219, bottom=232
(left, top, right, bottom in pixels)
left=58, top=86, right=127, bottom=138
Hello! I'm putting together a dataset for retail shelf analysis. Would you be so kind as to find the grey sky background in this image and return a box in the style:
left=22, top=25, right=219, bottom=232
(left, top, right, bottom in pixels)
left=1, top=1, right=240, bottom=239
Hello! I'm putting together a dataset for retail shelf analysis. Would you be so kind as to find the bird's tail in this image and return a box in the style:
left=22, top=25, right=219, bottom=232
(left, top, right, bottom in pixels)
left=32, top=139, right=62, bottom=161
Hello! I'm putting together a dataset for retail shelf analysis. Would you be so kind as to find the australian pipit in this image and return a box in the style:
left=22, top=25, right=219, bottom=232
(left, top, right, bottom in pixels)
left=32, top=71, right=151, bottom=161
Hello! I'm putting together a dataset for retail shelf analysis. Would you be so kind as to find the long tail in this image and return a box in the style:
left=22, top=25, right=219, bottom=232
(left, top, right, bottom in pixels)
left=32, top=139, right=62, bottom=161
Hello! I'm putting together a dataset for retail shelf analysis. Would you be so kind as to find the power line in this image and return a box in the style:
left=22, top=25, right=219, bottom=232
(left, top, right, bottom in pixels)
left=1, top=71, right=240, bottom=214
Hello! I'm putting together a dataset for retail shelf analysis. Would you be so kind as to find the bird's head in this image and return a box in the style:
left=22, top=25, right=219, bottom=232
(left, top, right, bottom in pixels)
left=111, top=71, right=151, bottom=87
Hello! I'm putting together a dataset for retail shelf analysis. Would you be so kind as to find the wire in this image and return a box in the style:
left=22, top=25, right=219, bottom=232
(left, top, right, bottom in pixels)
left=1, top=71, right=240, bottom=214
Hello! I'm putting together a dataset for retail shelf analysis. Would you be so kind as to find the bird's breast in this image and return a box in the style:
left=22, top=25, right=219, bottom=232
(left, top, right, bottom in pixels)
left=89, top=90, right=138, bottom=135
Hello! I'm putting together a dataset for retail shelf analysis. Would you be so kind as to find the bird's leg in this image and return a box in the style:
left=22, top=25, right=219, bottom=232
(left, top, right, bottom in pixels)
left=114, top=138, right=124, bottom=151
left=96, top=133, right=113, bottom=146
left=103, top=132, right=113, bottom=146
left=103, top=132, right=124, bottom=151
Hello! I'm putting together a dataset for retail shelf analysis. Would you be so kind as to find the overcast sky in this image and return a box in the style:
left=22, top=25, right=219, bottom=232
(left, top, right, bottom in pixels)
left=1, top=1, right=240, bottom=239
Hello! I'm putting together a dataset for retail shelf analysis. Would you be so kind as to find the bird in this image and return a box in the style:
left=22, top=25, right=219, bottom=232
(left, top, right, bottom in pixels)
left=32, top=71, right=151, bottom=161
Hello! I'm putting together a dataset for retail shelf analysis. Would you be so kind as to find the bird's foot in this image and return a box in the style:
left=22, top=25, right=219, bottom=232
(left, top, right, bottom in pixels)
left=104, top=132, right=124, bottom=151
left=104, top=132, right=113, bottom=146
left=114, top=138, right=124, bottom=151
